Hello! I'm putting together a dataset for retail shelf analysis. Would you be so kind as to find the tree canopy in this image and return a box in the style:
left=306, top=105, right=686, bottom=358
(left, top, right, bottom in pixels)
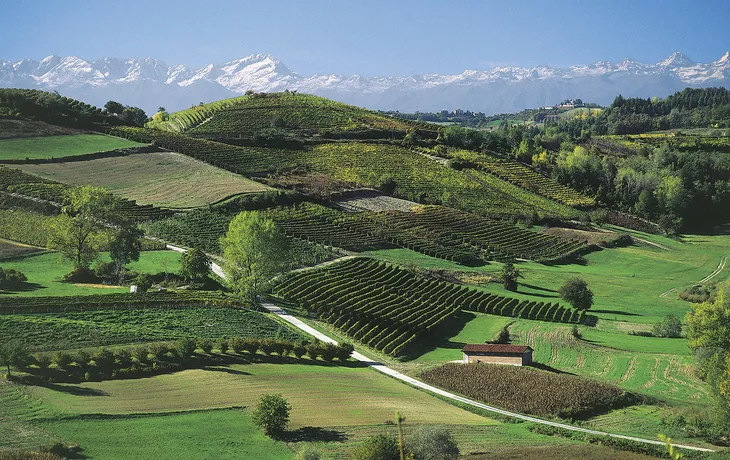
left=219, top=211, right=290, bottom=300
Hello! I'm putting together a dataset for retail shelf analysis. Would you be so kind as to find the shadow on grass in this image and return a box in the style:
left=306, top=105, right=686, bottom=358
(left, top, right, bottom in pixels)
left=529, top=362, right=576, bottom=376
left=41, top=382, right=109, bottom=397
left=0, top=282, right=46, bottom=294
left=591, top=309, right=641, bottom=316
left=400, top=310, right=477, bottom=361
left=280, top=426, right=348, bottom=443
left=519, top=283, right=557, bottom=293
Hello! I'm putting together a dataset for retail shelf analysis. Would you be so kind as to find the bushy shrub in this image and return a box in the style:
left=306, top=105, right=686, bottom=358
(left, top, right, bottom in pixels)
left=336, top=343, right=354, bottom=361
left=92, top=348, right=115, bottom=371
left=175, top=337, right=197, bottom=358
left=197, top=338, right=214, bottom=354
left=34, top=353, right=51, bottom=369
left=134, top=273, right=154, bottom=293
left=93, top=261, right=115, bottom=281
left=74, top=350, right=91, bottom=367
left=351, top=434, right=400, bottom=460
left=217, top=339, right=229, bottom=354
left=243, top=338, right=261, bottom=355
left=295, top=445, right=321, bottom=460
left=292, top=343, right=307, bottom=359
left=320, top=343, right=338, bottom=362
left=52, top=351, right=73, bottom=369
left=114, top=348, right=133, bottom=367
left=148, top=343, right=169, bottom=360
left=251, top=394, right=291, bottom=437
left=131, top=345, right=149, bottom=363
left=62, top=267, right=98, bottom=284
left=306, top=341, right=321, bottom=360
left=653, top=315, right=683, bottom=338
left=0, top=267, right=28, bottom=289
left=408, top=425, right=459, bottom=460
left=231, top=337, right=245, bottom=353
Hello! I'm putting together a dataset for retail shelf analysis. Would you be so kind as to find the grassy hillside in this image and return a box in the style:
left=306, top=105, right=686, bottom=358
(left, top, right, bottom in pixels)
left=17, top=151, right=269, bottom=208
left=0, top=134, right=143, bottom=160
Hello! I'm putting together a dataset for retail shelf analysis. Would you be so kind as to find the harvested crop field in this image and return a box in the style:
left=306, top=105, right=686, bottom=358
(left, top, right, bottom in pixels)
left=420, top=362, right=638, bottom=418
left=17, top=151, right=269, bottom=208
left=542, top=227, right=628, bottom=246
left=334, top=191, right=418, bottom=212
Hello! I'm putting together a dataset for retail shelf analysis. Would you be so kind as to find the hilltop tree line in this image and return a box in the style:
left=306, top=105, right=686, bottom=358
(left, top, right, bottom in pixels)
left=0, top=89, right=147, bottom=128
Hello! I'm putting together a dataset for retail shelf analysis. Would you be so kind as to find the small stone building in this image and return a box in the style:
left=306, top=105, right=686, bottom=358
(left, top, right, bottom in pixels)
left=462, top=344, right=533, bottom=366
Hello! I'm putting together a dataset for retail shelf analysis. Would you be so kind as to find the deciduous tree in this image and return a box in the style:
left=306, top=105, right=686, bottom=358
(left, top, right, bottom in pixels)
left=219, top=211, right=290, bottom=301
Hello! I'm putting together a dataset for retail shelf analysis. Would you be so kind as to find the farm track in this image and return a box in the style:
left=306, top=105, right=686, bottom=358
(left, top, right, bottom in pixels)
left=659, top=255, right=728, bottom=298
left=163, top=245, right=713, bottom=453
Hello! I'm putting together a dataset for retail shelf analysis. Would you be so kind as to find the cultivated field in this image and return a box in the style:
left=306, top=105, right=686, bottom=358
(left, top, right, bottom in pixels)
left=17, top=152, right=269, bottom=208
left=0, top=238, right=44, bottom=260
left=0, top=134, right=143, bottom=160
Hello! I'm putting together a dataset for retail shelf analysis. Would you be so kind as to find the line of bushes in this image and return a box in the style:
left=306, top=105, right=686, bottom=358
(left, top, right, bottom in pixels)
left=9, top=337, right=355, bottom=384
left=528, top=424, right=707, bottom=459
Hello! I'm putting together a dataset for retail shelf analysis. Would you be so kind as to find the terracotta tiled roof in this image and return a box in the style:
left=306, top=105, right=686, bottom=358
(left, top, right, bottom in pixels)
left=462, top=344, right=532, bottom=354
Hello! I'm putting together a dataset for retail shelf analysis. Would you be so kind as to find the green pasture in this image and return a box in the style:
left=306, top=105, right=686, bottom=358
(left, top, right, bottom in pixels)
left=0, top=250, right=181, bottom=297
left=366, top=228, right=730, bottom=325
left=0, top=134, right=143, bottom=160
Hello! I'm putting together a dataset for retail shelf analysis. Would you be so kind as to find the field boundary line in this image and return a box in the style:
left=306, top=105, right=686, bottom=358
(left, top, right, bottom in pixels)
left=660, top=255, right=728, bottom=297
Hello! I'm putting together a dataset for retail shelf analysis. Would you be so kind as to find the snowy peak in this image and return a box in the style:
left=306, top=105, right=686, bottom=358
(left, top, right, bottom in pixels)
left=1, top=51, right=729, bottom=115
left=659, top=52, right=695, bottom=68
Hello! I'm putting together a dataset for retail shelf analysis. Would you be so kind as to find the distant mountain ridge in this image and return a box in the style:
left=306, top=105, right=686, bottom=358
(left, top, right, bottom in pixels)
left=1, top=51, right=729, bottom=115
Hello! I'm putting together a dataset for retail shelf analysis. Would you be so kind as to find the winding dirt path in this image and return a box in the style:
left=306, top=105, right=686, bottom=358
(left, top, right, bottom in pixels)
left=660, top=255, right=728, bottom=298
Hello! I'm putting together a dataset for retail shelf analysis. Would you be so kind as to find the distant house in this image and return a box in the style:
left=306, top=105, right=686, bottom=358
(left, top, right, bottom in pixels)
left=462, top=344, right=533, bottom=366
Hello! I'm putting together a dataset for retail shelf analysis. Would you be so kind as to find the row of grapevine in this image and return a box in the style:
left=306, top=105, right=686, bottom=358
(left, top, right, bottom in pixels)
left=273, top=258, right=594, bottom=356
left=451, top=150, right=595, bottom=208
left=0, top=165, right=174, bottom=221
left=343, top=206, right=586, bottom=263
left=0, top=291, right=236, bottom=314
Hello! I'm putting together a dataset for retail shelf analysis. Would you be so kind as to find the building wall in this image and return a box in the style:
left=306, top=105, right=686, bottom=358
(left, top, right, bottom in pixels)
left=466, top=354, right=524, bottom=366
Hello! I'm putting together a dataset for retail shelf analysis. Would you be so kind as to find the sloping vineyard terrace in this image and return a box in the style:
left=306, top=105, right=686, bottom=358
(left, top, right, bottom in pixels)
left=273, top=257, right=594, bottom=356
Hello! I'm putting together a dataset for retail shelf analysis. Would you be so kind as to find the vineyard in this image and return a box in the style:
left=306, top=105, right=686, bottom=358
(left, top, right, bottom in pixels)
left=420, top=362, right=637, bottom=418
left=0, top=306, right=303, bottom=351
left=345, top=205, right=587, bottom=263
left=0, top=165, right=174, bottom=221
left=147, top=96, right=249, bottom=132
left=273, top=257, right=592, bottom=356
left=0, top=209, right=54, bottom=247
left=186, top=92, right=437, bottom=139
left=109, top=127, right=581, bottom=219
left=449, top=149, right=595, bottom=208
left=144, top=202, right=584, bottom=265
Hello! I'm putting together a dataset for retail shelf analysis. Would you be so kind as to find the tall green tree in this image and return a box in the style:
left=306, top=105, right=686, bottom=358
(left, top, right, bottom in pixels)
left=109, top=225, right=143, bottom=283
left=219, top=211, right=290, bottom=301
left=47, top=186, right=120, bottom=270
left=180, top=247, right=211, bottom=282
left=687, top=280, right=730, bottom=431
left=0, top=340, right=29, bottom=377
left=501, top=262, right=522, bottom=292
left=558, top=277, right=594, bottom=310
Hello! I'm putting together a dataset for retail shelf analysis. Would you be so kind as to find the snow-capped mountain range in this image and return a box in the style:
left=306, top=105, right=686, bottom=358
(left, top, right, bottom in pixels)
left=2, top=52, right=729, bottom=115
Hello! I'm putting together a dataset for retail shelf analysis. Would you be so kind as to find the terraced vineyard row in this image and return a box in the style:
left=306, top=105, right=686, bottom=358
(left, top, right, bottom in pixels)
left=273, top=258, right=593, bottom=356
left=144, top=202, right=583, bottom=264
left=187, top=92, right=436, bottom=138
left=450, top=149, right=595, bottom=208
left=109, top=128, right=581, bottom=220
left=109, top=126, right=303, bottom=176
left=0, top=166, right=173, bottom=221
left=345, top=206, right=586, bottom=263
left=148, top=96, right=249, bottom=132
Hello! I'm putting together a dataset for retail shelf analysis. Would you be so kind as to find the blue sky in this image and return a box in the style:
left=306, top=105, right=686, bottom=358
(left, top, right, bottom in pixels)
left=2, top=0, right=729, bottom=76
